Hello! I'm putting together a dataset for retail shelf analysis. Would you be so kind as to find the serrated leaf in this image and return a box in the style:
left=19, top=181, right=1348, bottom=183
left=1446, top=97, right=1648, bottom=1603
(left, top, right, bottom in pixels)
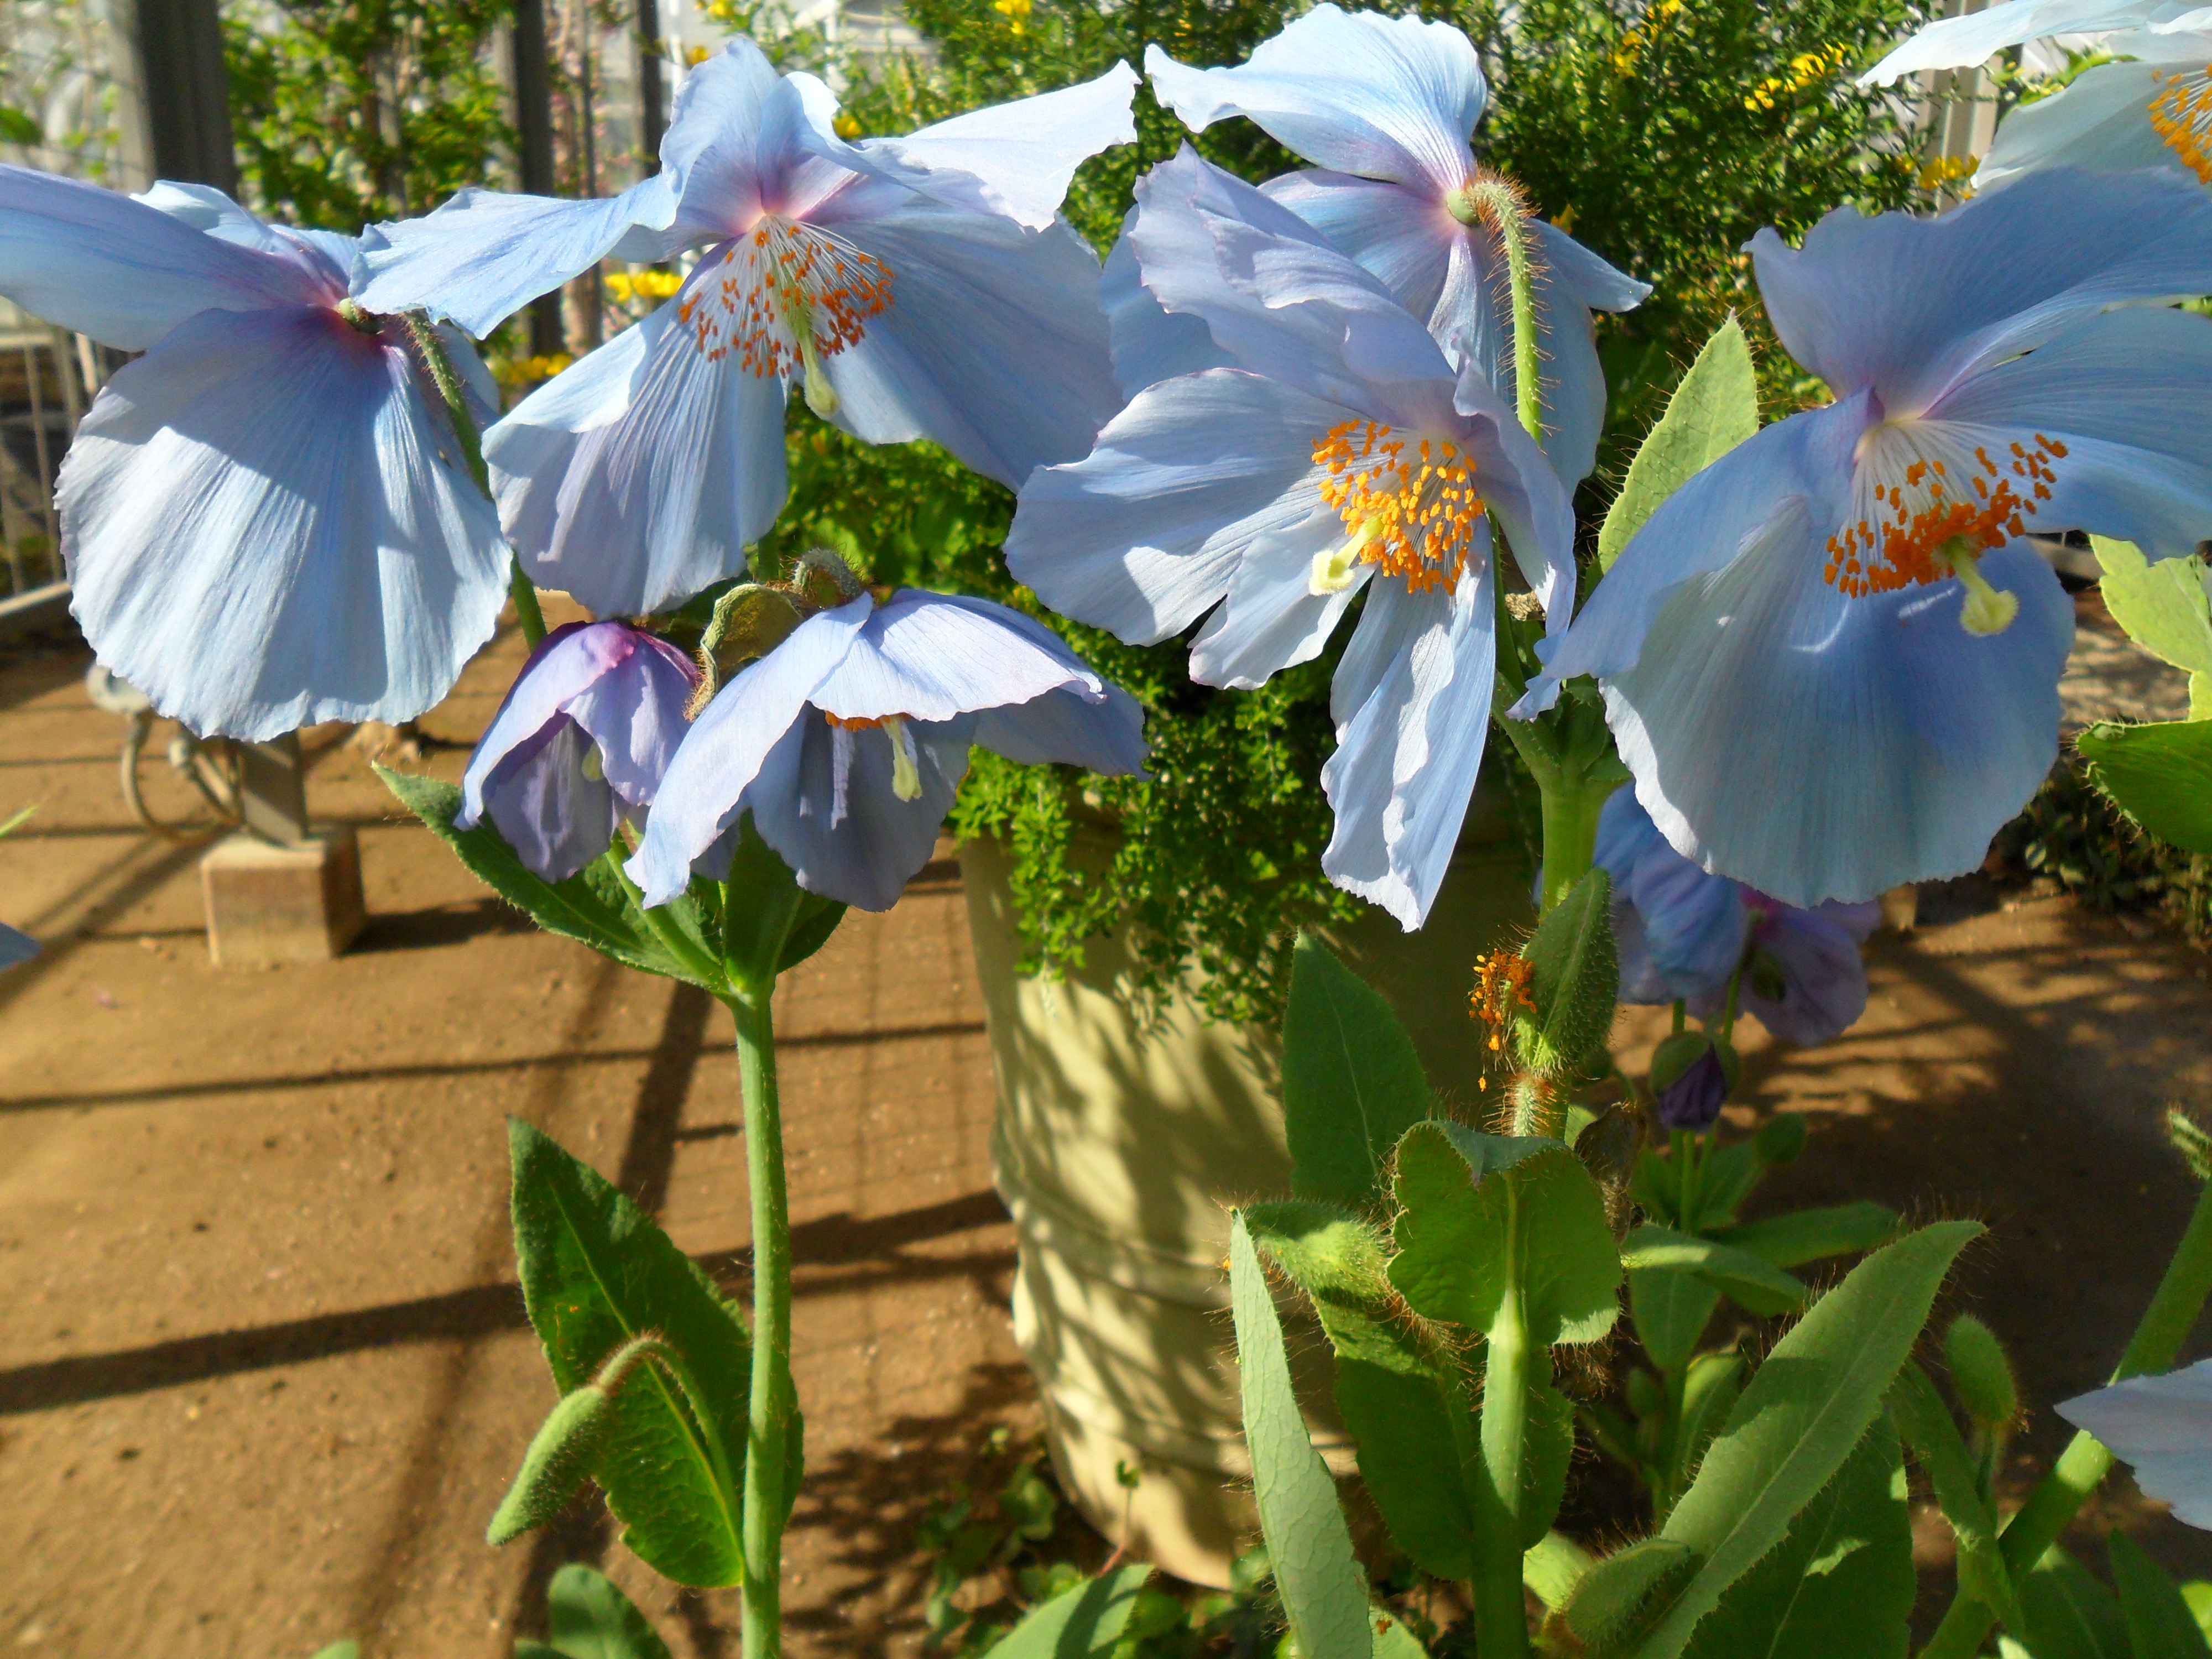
left=509, top=1120, right=750, bottom=1587
left=1888, top=1362, right=2019, bottom=1626
left=1527, top=1532, right=1597, bottom=1612
left=1630, top=1220, right=1983, bottom=1659
left=546, top=1563, right=674, bottom=1659
left=2078, top=720, right=2212, bottom=856
left=1599, top=316, right=1761, bottom=572
left=1515, top=871, right=1618, bottom=1077
left=379, top=768, right=727, bottom=992
left=2093, top=536, right=2212, bottom=718
left=1390, top=1121, right=1621, bottom=1347
left=1281, top=934, right=1433, bottom=1208
left=2111, top=1531, right=2212, bottom=1659
left=1229, top=1213, right=1373, bottom=1659
left=980, top=1562, right=1155, bottom=1658
left=1680, top=1417, right=1913, bottom=1659
left=1709, top=1204, right=1897, bottom=1269
left=1671, top=1353, right=1744, bottom=1509
left=1631, top=1269, right=1724, bottom=1378
left=1621, top=1224, right=1808, bottom=1317
left=2020, top=1545, right=2128, bottom=1659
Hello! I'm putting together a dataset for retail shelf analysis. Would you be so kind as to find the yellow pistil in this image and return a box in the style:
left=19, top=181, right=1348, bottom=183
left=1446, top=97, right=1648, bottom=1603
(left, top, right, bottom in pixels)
left=1311, top=420, right=1487, bottom=596
left=825, top=710, right=924, bottom=801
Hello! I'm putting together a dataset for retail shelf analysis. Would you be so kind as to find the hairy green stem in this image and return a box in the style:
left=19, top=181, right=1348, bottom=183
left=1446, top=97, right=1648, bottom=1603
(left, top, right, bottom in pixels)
left=1474, top=1184, right=1535, bottom=1659
left=1921, top=1173, right=2212, bottom=1658
left=599, top=844, right=728, bottom=990
left=1447, top=178, right=1544, bottom=446
left=732, top=976, right=794, bottom=1659
left=1535, top=766, right=1608, bottom=913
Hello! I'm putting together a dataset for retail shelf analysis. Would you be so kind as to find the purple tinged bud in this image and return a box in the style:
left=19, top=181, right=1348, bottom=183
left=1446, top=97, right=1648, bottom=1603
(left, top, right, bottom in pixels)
left=1656, top=1045, right=1728, bottom=1132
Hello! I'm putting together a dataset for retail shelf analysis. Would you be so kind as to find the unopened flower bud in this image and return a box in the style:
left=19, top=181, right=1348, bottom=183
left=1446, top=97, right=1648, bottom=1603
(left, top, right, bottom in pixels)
left=1656, top=1043, right=1728, bottom=1131
left=1946, top=1314, right=2020, bottom=1432
left=487, top=1383, right=617, bottom=1545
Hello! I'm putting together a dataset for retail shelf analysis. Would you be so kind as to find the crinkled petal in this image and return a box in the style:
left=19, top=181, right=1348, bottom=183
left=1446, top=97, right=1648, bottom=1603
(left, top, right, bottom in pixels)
left=0, top=164, right=332, bottom=348
left=1187, top=502, right=1365, bottom=688
left=1322, top=566, right=1496, bottom=930
left=656, top=39, right=810, bottom=232
left=482, top=719, right=625, bottom=884
left=1927, top=304, right=2212, bottom=559
left=2059, top=1358, right=2212, bottom=1530
left=566, top=630, right=700, bottom=805
left=1751, top=168, right=2212, bottom=414
left=0, top=921, right=36, bottom=972
left=1978, top=58, right=2180, bottom=186
left=460, top=620, right=634, bottom=826
left=1604, top=516, right=2075, bottom=907
left=817, top=206, right=1121, bottom=489
left=812, top=587, right=1108, bottom=722
left=627, top=596, right=872, bottom=906
left=485, top=290, right=790, bottom=615
left=1145, top=5, right=1484, bottom=195
left=1101, top=218, right=1232, bottom=396
left=137, top=182, right=360, bottom=291
left=1262, top=170, right=1455, bottom=326
left=859, top=61, right=1138, bottom=231
left=973, top=684, right=1149, bottom=775
left=1007, top=367, right=1347, bottom=644
left=1861, top=0, right=2199, bottom=82
left=60, top=305, right=509, bottom=740
left=748, top=707, right=968, bottom=911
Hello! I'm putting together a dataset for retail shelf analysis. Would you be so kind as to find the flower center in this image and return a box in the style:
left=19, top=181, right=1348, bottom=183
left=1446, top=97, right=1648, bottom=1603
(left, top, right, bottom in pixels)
left=2150, top=66, right=2212, bottom=185
left=677, top=217, right=894, bottom=417
left=1308, top=420, right=1487, bottom=597
left=1825, top=419, right=2064, bottom=631
left=825, top=711, right=923, bottom=807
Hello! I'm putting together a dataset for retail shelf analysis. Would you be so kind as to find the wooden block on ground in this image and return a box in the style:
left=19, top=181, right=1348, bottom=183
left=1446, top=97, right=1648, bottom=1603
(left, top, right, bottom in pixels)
left=200, top=826, right=366, bottom=966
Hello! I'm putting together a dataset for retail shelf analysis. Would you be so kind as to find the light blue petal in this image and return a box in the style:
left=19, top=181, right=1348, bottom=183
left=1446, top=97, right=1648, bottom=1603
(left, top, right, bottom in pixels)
left=818, top=206, right=1121, bottom=489
left=626, top=596, right=872, bottom=905
left=1596, top=786, right=1744, bottom=1004
left=1979, top=58, right=2179, bottom=186
left=1927, top=303, right=2212, bottom=558
left=565, top=629, right=700, bottom=805
left=1322, top=566, right=1496, bottom=930
left=859, top=61, right=1139, bottom=231
left=1101, top=218, right=1231, bottom=397
left=748, top=706, right=968, bottom=911
left=354, top=176, right=681, bottom=337
left=460, top=620, right=628, bottom=826
left=1751, top=168, right=2212, bottom=415
left=1447, top=354, right=1579, bottom=634
left=2059, top=1359, right=2212, bottom=1530
left=136, top=181, right=354, bottom=280
left=1126, top=148, right=1454, bottom=413
left=1604, top=520, right=2075, bottom=907
left=1006, top=367, right=1345, bottom=644
left=1145, top=5, right=1485, bottom=193
left=659, top=44, right=868, bottom=246
left=483, top=719, right=625, bottom=885
left=0, top=164, right=331, bottom=349
left=59, top=305, right=510, bottom=740
left=1262, top=170, right=1456, bottom=328
left=973, top=684, right=1149, bottom=775
left=813, top=587, right=1110, bottom=722
left=0, top=921, right=36, bottom=971
left=1187, top=503, right=1366, bottom=688
left=484, top=288, right=790, bottom=615
left=1862, top=0, right=2198, bottom=83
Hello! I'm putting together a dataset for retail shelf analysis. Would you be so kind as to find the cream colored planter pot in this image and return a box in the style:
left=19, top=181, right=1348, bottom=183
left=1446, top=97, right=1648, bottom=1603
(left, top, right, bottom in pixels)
left=959, top=794, right=1532, bottom=1587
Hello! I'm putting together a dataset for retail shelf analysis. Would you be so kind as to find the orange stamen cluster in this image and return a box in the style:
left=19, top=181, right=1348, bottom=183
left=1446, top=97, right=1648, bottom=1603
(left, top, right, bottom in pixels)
left=1824, top=430, right=2065, bottom=598
left=825, top=711, right=889, bottom=731
left=677, top=217, right=893, bottom=377
left=1470, top=949, right=1536, bottom=1055
left=1312, top=420, right=1488, bottom=593
left=2150, top=66, right=2212, bottom=185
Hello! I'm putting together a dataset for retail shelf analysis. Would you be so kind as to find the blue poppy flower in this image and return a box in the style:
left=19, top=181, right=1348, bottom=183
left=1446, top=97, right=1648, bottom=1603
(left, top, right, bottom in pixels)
left=459, top=620, right=700, bottom=883
left=2060, top=1359, right=2212, bottom=1530
left=0, top=169, right=508, bottom=740
left=1861, top=1, right=2203, bottom=86
left=1140, top=4, right=1648, bottom=488
left=1598, top=788, right=1878, bottom=1047
left=1006, top=149, right=1575, bottom=930
left=1522, top=167, right=2212, bottom=907
left=357, top=41, right=1137, bottom=615
left=1, top=922, right=34, bottom=972
left=629, top=590, right=1147, bottom=912
left=1975, top=22, right=2212, bottom=189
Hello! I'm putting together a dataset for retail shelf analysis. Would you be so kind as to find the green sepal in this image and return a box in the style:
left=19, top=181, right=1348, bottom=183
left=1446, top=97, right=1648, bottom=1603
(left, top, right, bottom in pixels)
left=779, top=890, right=847, bottom=975
left=977, top=1562, right=1155, bottom=1658
left=508, top=1119, right=752, bottom=1587
left=2077, top=718, right=2212, bottom=855
left=1511, top=870, right=1619, bottom=1079
left=378, top=767, right=727, bottom=992
left=1599, top=315, right=1761, bottom=572
left=2111, top=1530, right=2212, bottom=1659
left=1888, top=1361, right=2019, bottom=1626
left=488, top=1383, right=618, bottom=1545
left=545, top=1562, right=675, bottom=1659
left=1944, top=1313, right=2021, bottom=1433
left=1280, top=932, right=1433, bottom=1209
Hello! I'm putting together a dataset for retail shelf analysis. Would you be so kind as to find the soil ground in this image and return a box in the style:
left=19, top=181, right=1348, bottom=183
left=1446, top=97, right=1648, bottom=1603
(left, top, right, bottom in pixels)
left=4, top=589, right=2212, bottom=1657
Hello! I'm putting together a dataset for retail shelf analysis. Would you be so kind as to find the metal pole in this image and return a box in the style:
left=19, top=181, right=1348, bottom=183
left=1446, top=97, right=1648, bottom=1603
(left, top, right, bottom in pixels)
left=512, top=0, right=565, bottom=360
left=636, top=0, right=665, bottom=172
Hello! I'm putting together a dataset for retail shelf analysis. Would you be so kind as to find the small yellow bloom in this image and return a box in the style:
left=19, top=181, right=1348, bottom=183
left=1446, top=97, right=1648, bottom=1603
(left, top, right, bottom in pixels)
left=833, top=112, right=863, bottom=138
left=497, top=352, right=573, bottom=387
left=993, top=0, right=1031, bottom=29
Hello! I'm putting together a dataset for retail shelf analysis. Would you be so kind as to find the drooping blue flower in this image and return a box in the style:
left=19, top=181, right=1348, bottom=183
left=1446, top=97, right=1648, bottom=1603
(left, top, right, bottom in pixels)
left=1861, top=1, right=2204, bottom=85
left=2059, top=1359, right=2212, bottom=1530
left=0, top=169, right=509, bottom=740
left=1521, top=166, right=2212, bottom=907
left=0, top=921, right=34, bottom=972
left=1655, top=1044, right=1729, bottom=1132
left=1140, top=4, right=1649, bottom=488
left=357, top=41, right=1137, bottom=615
left=1976, top=23, right=2212, bottom=189
left=629, top=590, right=1147, bottom=912
left=459, top=620, right=700, bottom=883
left=1006, top=149, right=1575, bottom=930
left=1597, top=788, right=1879, bottom=1047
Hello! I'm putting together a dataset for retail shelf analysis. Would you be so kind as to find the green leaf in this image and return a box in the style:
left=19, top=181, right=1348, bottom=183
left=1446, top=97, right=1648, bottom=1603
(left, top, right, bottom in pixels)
left=1631, top=1270, right=1722, bottom=1379
left=1568, top=1538, right=1699, bottom=1651
left=2020, top=1546, right=2128, bottom=1659
left=2077, top=719, right=2212, bottom=855
left=2180, top=1583, right=2212, bottom=1645
left=306, top=1646, right=359, bottom=1659
left=1888, top=1362, right=2019, bottom=1626
left=0, top=106, right=40, bottom=146
left=1709, top=1204, right=1897, bottom=1269
left=1691, top=1142, right=1767, bottom=1229
left=779, top=891, right=847, bottom=974
left=2093, top=536, right=2212, bottom=717
left=1373, top=1611, right=1428, bottom=1659
left=509, top=1119, right=750, bottom=1587
left=1679, top=1417, right=1913, bottom=1659
left=1630, top=1220, right=1983, bottom=1659
left=378, top=768, right=726, bottom=992
left=1389, top=1121, right=1622, bottom=1347
left=1281, top=933, right=1433, bottom=1208
left=1622, top=1224, right=1808, bottom=1317
left=546, top=1563, right=674, bottom=1659
left=1599, top=315, right=1761, bottom=572
left=1527, top=1532, right=1597, bottom=1613
left=1669, top=1353, right=1744, bottom=1511
left=488, top=1383, right=619, bottom=1545
left=1513, top=870, right=1619, bottom=1078
left=1229, top=1212, right=1374, bottom=1659
left=980, top=1562, right=1156, bottom=1658
left=2111, top=1531, right=2212, bottom=1659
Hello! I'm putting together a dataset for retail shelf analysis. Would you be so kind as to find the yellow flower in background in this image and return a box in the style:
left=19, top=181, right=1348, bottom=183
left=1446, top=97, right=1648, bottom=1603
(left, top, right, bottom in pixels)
left=497, top=352, right=573, bottom=388
left=1917, top=152, right=1978, bottom=194
left=604, top=269, right=683, bottom=304
left=833, top=112, right=863, bottom=138
left=1745, top=42, right=1849, bottom=111
left=1611, top=0, right=1683, bottom=75
left=993, top=0, right=1030, bottom=34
